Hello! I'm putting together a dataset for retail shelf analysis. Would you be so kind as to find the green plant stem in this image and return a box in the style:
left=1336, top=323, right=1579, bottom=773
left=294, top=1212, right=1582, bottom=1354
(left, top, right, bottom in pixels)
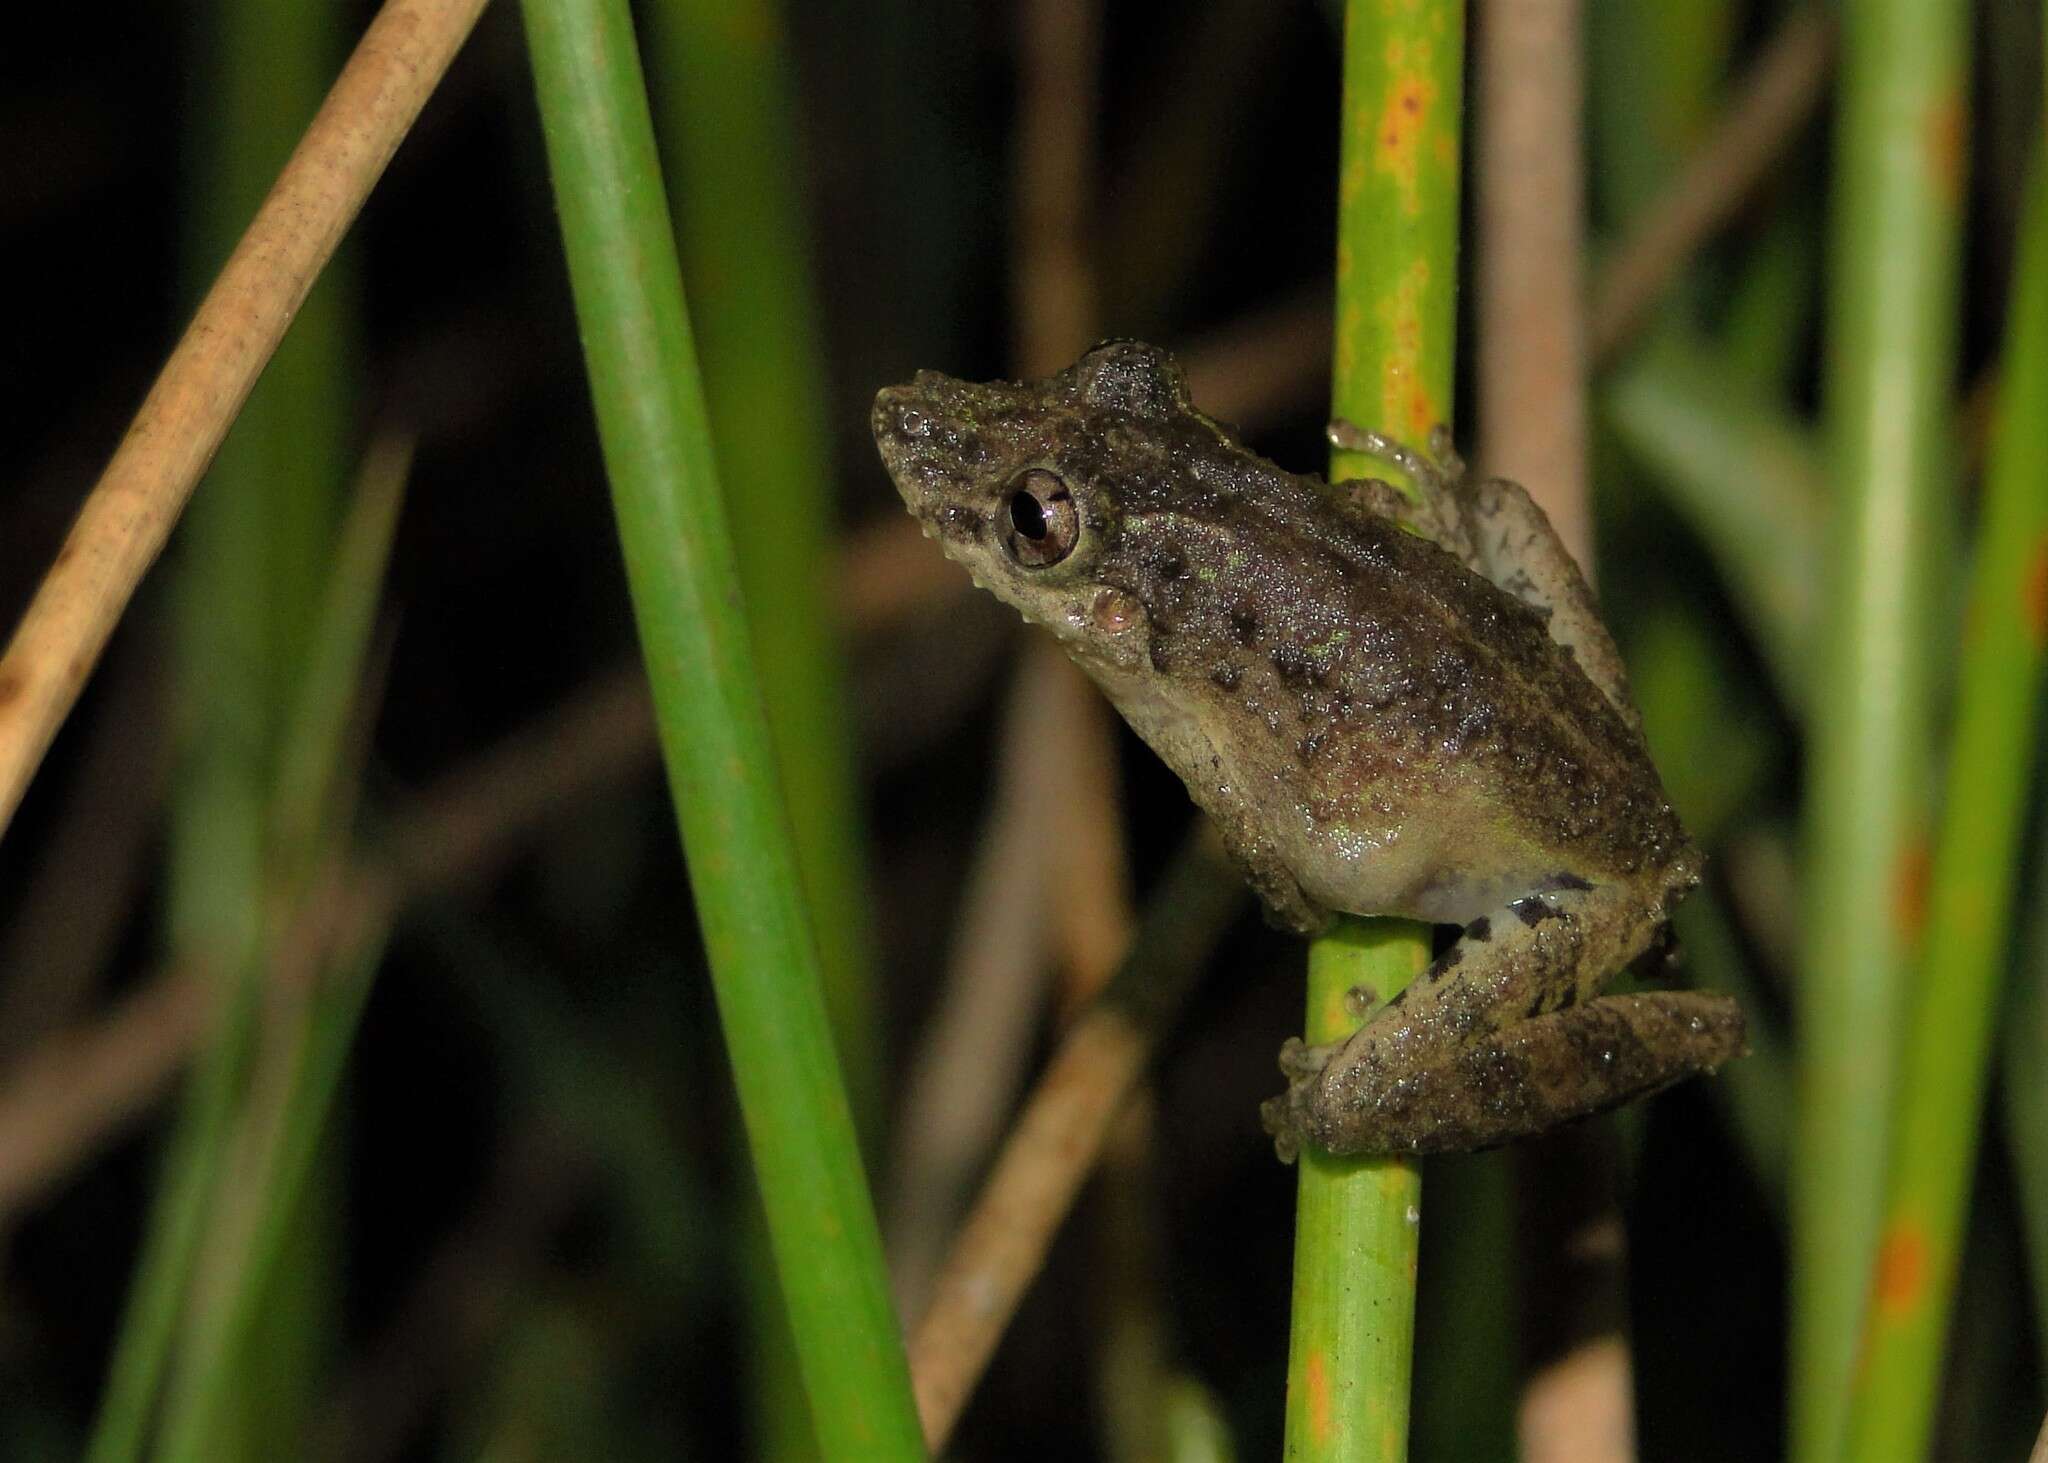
left=1602, top=333, right=1824, bottom=705
left=643, top=0, right=881, bottom=1137
left=518, top=1, right=923, bottom=1456
left=1843, top=153, right=2048, bottom=1462
left=156, top=444, right=408, bottom=1463
left=641, top=11, right=879, bottom=1452
left=1792, top=0, right=1967, bottom=1456
left=1285, top=4, right=1460, bottom=1458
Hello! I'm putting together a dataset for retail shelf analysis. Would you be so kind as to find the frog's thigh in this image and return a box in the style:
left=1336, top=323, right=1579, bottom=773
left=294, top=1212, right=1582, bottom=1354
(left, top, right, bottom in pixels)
left=1467, top=478, right=1640, bottom=730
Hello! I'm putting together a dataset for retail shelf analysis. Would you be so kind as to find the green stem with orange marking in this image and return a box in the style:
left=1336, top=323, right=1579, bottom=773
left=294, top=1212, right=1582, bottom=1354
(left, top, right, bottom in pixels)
left=1790, top=0, right=1968, bottom=1457
left=1842, top=151, right=2048, bottom=1463
left=1285, top=4, right=1461, bottom=1459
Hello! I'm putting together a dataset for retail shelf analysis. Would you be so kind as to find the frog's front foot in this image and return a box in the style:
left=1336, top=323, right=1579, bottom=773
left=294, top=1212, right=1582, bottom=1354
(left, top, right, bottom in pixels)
left=1260, top=1038, right=1339, bottom=1164
left=1325, top=419, right=1464, bottom=493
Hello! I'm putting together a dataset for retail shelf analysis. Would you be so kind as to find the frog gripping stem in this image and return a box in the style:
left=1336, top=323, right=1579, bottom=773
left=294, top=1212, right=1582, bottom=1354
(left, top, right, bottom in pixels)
left=1262, top=880, right=1746, bottom=1157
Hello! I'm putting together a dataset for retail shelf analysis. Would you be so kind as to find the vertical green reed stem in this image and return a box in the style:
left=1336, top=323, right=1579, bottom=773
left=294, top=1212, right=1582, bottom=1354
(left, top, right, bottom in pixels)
left=1285, top=5, right=1460, bottom=1458
left=1843, top=153, right=2048, bottom=1463
left=641, top=12, right=881, bottom=1449
left=644, top=0, right=882, bottom=1135
left=519, top=2, right=923, bottom=1456
left=1793, top=0, right=1966, bottom=1457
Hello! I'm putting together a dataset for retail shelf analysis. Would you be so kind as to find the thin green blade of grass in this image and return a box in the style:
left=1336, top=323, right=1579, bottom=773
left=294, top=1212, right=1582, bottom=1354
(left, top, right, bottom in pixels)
left=156, top=437, right=410, bottom=1461
left=1720, top=194, right=1822, bottom=404
left=88, top=2, right=356, bottom=1451
left=1286, top=6, right=1462, bottom=1458
left=84, top=979, right=259, bottom=1463
left=517, top=1, right=923, bottom=1454
left=1602, top=334, right=1824, bottom=707
left=156, top=935, right=389, bottom=1463
left=1842, top=152, right=2048, bottom=1462
left=1791, top=0, right=1968, bottom=1455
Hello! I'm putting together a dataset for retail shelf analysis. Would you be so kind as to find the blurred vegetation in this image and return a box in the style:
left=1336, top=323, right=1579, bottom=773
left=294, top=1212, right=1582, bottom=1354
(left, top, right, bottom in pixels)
left=0, top=0, right=2044, bottom=1458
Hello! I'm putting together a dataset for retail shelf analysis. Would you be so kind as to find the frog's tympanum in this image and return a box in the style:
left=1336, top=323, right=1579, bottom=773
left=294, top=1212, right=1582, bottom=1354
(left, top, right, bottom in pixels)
left=873, top=341, right=1744, bottom=1159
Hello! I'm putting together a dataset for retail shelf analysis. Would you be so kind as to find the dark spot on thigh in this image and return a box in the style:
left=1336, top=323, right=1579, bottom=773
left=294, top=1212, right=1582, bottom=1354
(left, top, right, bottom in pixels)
left=1466, top=916, right=1492, bottom=942
left=1537, top=871, right=1593, bottom=893
left=1511, top=897, right=1561, bottom=927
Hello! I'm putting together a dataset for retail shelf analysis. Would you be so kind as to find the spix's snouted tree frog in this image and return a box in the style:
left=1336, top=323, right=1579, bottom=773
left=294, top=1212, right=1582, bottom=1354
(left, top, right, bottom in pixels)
left=872, top=341, right=1744, bottom=1158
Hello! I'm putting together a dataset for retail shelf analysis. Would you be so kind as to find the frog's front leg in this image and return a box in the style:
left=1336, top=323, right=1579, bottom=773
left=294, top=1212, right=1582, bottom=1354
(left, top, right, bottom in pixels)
left=1259, top=879, right=1745, bottom=1157
left=1325, top=420, right=1477, bottom=567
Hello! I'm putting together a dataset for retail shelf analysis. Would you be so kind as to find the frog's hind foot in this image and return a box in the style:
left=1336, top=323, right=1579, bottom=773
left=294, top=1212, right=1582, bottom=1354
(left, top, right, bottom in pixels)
left=1262, top=878, right=1741, bottom=1157
left=1264, top=988, right=1743, bottom=1158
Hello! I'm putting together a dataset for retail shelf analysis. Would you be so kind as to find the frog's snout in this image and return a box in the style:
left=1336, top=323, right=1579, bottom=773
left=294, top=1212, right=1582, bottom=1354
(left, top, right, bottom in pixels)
left=870, top=384, right=931, bottom=457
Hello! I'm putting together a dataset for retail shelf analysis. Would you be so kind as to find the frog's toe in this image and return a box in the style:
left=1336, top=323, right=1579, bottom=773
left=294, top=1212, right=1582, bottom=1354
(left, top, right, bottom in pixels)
left=1426, top=423, right=1467, bottom=481
left=1276, top=1036, right=1337, bottom=1081
left=1258, top=1088, right=1307, bottom=1165
left=1263, top=1041, right=1344, bottom=1163
left=1253, top=1098, right=1302, bottom=1163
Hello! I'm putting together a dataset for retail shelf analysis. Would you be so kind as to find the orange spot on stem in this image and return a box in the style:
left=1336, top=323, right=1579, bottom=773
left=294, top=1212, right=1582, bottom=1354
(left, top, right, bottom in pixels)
left=1891, top=836, right=1931, bottom=951
left=1873, top=1221, right=1929, bottom=1318
left=1921, top=88, right=1965, bottom=212
left=1303, top=1347, right=1334, bottom=1443
left=2022, top=534, right=2048, bottom=650
left=1372, top=69, right=1437, bottom=216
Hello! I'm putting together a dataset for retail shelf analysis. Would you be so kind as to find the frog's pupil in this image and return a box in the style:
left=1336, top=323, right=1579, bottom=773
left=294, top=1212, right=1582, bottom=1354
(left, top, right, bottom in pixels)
left=1011, top=490, right=1049, bottom=540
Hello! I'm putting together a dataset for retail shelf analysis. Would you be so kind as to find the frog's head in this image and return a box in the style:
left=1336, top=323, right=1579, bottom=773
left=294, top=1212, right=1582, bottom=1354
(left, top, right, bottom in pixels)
left=873, top=341, right=1224, bottom=673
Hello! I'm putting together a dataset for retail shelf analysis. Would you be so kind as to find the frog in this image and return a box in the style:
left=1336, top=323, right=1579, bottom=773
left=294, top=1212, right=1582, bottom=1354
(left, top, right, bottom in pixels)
left=871, top=339, right=1744, bottom=1158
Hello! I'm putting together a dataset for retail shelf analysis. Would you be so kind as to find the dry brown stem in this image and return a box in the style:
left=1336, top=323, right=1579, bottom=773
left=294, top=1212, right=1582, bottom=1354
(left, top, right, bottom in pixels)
left=1588, top=5, right=1835, bottom=363
left=1477, top=5, right=1638, bottom=1456
left=1478, top=0, right=1593, bottom=565
left=910, top=1002, right=1150, bottom=1444
left=907, top=828, right=1245, bottom=1449
left=0, top=665, right=657, bottom=1217
left=0, top=963, right=213, bottom=1215
left=0, top=0, right=490, bottom=842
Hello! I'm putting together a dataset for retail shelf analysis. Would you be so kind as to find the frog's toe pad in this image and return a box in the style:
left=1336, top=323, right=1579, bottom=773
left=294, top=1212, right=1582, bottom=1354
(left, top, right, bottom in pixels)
left=1276, top=1036, right=1337, bottom=1082
left=1264, top=1038, right=1341, bottom=1163
left=1259, top=1089, right=1306, bottom=1165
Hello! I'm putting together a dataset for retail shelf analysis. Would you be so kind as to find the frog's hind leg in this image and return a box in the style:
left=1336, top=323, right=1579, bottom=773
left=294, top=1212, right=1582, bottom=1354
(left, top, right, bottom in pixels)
left=1463, top=475, right=1641, bottom=732
left=1269, top=990, right=1743, bottom=1157
left=1328, top=419, right=1645, bottom=732
left=1260, top=879, right=1743, bottom=1157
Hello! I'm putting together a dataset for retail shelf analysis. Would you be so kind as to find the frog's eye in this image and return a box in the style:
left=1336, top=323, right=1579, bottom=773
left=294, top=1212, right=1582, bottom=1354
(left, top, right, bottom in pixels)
left=1002, top=469, right=1080, bottom=568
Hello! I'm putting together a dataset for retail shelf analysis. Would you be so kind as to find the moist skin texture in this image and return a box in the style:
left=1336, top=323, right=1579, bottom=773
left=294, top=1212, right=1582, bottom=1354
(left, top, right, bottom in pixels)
left=873, top=340, right=1744, bottom=1158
